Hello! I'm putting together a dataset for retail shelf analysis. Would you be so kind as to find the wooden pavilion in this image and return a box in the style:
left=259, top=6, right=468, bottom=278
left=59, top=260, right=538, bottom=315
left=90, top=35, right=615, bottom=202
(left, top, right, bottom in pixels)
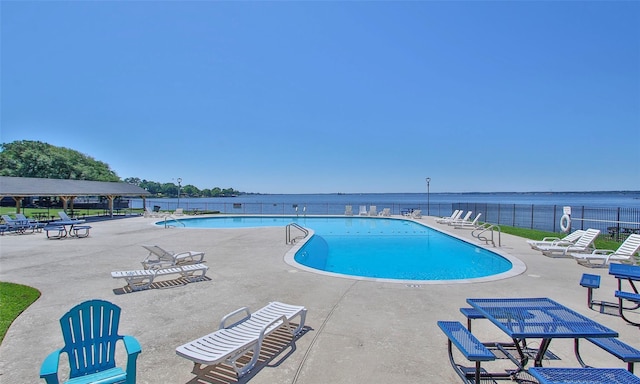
left=0, top=176, right=150, bottom=216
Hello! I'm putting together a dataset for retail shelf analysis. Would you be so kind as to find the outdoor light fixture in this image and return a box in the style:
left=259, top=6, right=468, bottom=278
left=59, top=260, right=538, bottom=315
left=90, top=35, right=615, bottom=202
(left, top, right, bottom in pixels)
left=426, top=177, right=431, bottom=216
left=177, top=177, right=182, bottom=208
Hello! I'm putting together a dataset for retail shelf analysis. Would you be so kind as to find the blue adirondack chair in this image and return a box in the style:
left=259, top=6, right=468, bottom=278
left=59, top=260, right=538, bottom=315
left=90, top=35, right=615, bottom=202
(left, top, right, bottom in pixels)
left=40, top=299, right=142, bottom=384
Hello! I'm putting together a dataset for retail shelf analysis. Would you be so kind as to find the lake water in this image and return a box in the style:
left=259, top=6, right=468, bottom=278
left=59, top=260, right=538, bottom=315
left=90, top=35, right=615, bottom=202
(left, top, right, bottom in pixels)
left=131, top=191, right=640, bottom=210
left=132, top=191, right=640, bottom=233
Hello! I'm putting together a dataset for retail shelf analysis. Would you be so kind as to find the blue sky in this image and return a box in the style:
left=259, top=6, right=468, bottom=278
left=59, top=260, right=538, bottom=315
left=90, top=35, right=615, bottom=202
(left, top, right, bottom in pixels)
left=2, top=1, right=639, bottom=194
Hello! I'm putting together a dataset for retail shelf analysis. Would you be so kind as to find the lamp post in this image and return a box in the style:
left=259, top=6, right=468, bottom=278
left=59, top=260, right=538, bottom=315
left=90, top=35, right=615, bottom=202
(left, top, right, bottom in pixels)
left=426, top=177, right=431, bottom=216
left=177, top=177, right=182, bottom=209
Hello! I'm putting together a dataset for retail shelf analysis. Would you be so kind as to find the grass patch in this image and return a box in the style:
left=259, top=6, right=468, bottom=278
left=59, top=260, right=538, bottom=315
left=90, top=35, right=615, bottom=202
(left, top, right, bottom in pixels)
left=0, top=207, right=144, bottom=219
left=497, top=225, right=621, bottom=250
left=0, top=282, right=41, bottom=344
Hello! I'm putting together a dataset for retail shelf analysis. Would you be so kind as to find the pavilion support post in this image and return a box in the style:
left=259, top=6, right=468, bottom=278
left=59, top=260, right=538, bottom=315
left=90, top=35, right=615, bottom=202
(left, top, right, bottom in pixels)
left=59, top=196, right=70, bottom=212
left=12, top=197, right=24, bottom=214
left=106, top=195, right=115, bottom=217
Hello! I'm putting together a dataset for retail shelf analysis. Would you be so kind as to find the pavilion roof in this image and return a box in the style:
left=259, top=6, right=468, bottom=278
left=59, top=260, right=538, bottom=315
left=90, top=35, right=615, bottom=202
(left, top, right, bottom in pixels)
left=0, top=176, right=150, bottom=197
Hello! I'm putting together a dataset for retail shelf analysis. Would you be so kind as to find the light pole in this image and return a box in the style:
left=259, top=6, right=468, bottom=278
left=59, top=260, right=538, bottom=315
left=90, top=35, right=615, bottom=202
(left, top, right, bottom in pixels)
left=177, top=177, right=182, bottom=209
left=426, top=177, right=431, bottom=216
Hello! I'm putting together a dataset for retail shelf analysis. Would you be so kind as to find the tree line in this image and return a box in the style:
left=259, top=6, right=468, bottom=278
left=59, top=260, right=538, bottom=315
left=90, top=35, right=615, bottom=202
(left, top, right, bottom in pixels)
left=122, top=177, right=241, bottom=198
left=0, top=140, right=243, bottom=198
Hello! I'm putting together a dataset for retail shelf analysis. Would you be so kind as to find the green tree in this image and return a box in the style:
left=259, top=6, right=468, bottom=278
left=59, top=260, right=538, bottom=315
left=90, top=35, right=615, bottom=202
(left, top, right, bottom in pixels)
left=124, top=177, right=142, bottom=186
left=0, top=140, right=120, bottom=181
left=181, top=184, right=199, bottom=197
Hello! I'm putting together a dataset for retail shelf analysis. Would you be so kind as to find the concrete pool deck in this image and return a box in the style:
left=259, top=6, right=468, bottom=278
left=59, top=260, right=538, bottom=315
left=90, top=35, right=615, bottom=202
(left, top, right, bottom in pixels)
left=0, top=215, right=638, bottom=383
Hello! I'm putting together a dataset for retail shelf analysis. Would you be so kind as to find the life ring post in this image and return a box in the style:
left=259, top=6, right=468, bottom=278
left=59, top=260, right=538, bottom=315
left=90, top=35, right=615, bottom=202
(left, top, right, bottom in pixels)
left=560, top=206, right=572, bottom=233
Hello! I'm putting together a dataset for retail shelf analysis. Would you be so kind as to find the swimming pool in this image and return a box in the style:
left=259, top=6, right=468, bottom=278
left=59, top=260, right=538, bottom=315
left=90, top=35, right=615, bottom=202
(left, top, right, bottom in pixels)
left=159, top=216, right=524, bottom=283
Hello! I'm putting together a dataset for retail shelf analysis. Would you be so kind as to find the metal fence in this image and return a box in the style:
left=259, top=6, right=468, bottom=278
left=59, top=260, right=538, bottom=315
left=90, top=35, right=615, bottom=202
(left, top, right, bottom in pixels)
left=142, top=199, right=640, bottom=240
left=452, top=203, right=640, bottom=241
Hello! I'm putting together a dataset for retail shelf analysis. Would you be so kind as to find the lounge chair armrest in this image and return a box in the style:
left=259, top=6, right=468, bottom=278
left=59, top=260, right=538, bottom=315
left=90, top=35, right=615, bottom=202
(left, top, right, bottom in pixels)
left=174, top=251, right=205, bottom=262
left=220, top=307, right=252, bottom=329
left=592, top=249, right=615, bottom=255
left=542, top=236, right=561, bottom=241
left=141, top=260, right=174, bottom=270
left=40, top=349, right=62, bottom=384
left=259, top=315, right=290, bottom=341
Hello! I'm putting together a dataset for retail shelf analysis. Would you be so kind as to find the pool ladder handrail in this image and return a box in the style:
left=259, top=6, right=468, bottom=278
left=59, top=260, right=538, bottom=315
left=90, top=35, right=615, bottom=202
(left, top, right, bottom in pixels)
left=286, top=222, right=309, bottom=244
left=472, top=223, right=501, bottom=247
left=164, top=215, right=186, bottom=228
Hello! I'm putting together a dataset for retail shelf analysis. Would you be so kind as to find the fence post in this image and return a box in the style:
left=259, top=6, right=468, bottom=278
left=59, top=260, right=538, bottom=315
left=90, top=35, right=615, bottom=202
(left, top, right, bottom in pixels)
left=615, top=207, right=621, bottom=241
left=530, top=204, right=534, bottom=229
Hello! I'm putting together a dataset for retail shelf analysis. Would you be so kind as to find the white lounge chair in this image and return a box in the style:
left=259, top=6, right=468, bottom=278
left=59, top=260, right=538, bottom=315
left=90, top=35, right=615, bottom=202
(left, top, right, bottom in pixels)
left=368, top=205, right=378, bottom=216
left=448, top=211, right=472, bottom=226
left=176, top=301, right=307, bottom=378
left=410, top=209, right=422, bottom=219
left=112, top=263, right=209, bottom=291
left=358, top=205, right=367, bottom=216
left=572, top=234, right=640, bottom=267
left=526, top=230, right=586, bottom=250
left=435, top=210, right=461, bottom=224
left=144, top=207, right=156, bottom=217
left=174, top=208, right=185, bottom=216
left=141, top=245, right=205, bottom=269
left=454, top=213, right=482, bottom=229
left=378, top=208, right=391, bottom=217
left=344, top=205, right=353, bottom=216
left=145, top=206, right=168, bottom=218
left=537, top=228, right=601, bottom=258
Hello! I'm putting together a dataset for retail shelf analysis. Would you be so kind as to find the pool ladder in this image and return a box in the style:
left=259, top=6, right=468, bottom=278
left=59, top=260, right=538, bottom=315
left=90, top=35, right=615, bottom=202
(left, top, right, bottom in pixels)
left=286, top=223, right=309, bottom=244
left=164, top=215, right=186, bottom=228
left=472, top=223, right=501, bottom=247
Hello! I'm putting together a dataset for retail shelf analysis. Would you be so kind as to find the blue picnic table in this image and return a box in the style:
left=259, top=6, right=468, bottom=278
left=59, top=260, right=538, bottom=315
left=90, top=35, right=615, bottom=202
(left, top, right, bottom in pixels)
left=609, top=264, right=640, bottom=326
left=467, top=297, right=618, bottom=369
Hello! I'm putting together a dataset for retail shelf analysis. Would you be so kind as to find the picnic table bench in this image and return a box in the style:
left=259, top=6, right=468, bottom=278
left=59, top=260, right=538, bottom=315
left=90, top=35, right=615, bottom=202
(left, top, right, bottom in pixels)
left=609, top=264, right=640, bottom=326
left=437, top=321, right=497, bottom=384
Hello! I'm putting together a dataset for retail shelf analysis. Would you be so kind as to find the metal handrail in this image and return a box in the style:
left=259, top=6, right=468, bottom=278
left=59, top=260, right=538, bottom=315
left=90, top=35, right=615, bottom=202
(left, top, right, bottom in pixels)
left=164, top=215, right=186, bottom=228
left=286, top=223, right=309, bottom=244
left=472, top=223, right=501, bottom=247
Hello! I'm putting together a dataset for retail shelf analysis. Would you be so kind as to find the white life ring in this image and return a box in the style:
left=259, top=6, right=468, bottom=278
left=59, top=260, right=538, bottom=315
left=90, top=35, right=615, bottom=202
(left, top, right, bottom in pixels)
left=560, top=214, right=571, bottom=233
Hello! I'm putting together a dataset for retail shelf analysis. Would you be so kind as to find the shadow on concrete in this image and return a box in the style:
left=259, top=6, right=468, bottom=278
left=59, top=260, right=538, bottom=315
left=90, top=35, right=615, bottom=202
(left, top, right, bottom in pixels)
left=112, top=276, right=212, bottom=295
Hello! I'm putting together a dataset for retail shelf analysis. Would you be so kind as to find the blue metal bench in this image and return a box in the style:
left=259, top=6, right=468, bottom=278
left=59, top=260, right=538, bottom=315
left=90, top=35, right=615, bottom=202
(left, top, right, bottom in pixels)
left=528, top=367, right=640, bottom=384
left=616, top=290, right=640, bottom=304
left=576, top=337, right=640, bottom=373
left=43, top=225, right=67, bottom=239
left=437, top=320, right=496, bottom=383
left=71, top=225, right=92, bottom=238
left=459, top=308, right=485, bottom=331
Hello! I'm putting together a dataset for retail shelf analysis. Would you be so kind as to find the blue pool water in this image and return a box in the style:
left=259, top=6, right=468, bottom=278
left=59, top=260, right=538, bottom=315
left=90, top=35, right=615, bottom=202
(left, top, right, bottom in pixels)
left=161, top=216, right=514, bottom=281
